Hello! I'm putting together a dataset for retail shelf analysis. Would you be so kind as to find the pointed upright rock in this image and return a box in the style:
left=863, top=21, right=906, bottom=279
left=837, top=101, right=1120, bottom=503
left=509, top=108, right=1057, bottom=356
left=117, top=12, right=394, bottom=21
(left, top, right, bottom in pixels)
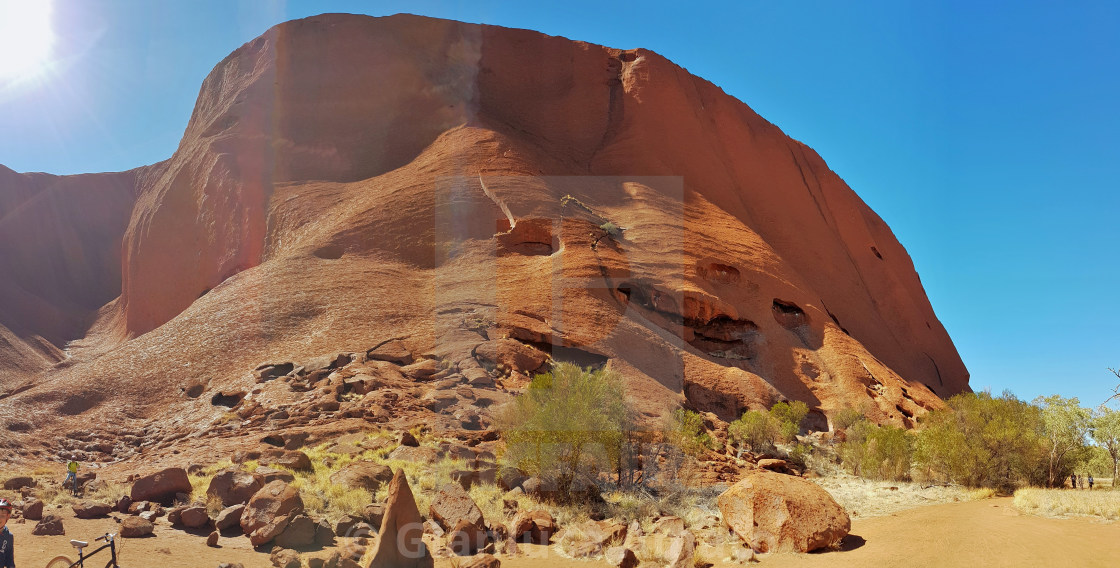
left=367, top=469, right=432, bottom=568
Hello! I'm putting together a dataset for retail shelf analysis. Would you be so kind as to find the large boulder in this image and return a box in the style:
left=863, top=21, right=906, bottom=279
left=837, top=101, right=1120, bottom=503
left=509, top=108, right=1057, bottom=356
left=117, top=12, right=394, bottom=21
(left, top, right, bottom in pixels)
left=511, top=509, right=555, bottom=544
left=367, top=469, right=433, bottom=567
left=429, top=482, right=485, bottom=534
left=72, top=501, right=113, bottom=519
left=241, top=480, right=305, bottom=547
left=207, top=467, right=263, bottom=507
left=215, top=504, right=246, bottom=531
left=32, top=514, right=65, bottom=535
left=21, top=498, right=43, bottom=520
left=717, top=470, right=850, bottom=553
left=473, top=339, right=547, bottom=375
left=120, top=516, right=155, bottom=538
left=130, top=467, right=192, bottom=505
left=275, top=514, right=318, bottom=549
left=329, top=461, right=394, bottom=492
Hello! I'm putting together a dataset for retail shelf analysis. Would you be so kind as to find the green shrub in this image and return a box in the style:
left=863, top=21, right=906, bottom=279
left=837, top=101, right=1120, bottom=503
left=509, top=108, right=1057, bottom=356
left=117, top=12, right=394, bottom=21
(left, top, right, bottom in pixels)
left=728, top=410, right=778, bottom=453
left=838, top=420, right=914, bottom=481
left=832, top=408, right=865, bottom=431
left=914, top=391, right=1047, bottom=490
left=497, top=362, right=628, bottom=496
left=665, top=408, right=714, bottom=456
left=769, top=400, right=809, bottom=442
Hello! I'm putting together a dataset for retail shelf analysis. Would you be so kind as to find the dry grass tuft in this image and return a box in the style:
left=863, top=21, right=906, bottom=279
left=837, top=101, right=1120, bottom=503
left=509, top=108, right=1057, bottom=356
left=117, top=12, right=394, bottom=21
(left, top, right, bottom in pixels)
left=1013, top=488, right=1120, bottom=521
left=814, top=473, right=979, bottom=518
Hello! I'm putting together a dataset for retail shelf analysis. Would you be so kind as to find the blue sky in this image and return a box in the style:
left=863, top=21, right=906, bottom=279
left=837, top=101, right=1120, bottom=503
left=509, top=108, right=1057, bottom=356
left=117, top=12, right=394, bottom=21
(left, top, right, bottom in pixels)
left=1, top=1, right=1118, bottom=408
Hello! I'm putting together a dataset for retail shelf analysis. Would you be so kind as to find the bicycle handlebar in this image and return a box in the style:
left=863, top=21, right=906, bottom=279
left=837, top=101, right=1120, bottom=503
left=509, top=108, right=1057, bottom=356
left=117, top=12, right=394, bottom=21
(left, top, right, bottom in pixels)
left=95, top=533, right=115, bottom=542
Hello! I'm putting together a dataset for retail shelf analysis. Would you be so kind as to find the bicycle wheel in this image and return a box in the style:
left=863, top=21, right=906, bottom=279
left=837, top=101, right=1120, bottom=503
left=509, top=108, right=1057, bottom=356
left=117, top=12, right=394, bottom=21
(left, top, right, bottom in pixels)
left=44, top=556, right=73, bottom=568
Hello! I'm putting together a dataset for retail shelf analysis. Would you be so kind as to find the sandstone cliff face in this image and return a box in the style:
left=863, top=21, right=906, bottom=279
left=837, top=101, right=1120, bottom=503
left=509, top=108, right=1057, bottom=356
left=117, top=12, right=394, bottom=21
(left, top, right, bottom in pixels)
left=0, top=14, right=967, bottom=441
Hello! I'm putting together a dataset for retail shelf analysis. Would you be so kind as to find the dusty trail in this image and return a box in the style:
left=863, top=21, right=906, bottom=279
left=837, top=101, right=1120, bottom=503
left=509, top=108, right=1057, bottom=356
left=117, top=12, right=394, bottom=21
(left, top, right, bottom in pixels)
left=8, top=497, right=1119, bottom=568
left=758, top=497, right=1120, bottom=568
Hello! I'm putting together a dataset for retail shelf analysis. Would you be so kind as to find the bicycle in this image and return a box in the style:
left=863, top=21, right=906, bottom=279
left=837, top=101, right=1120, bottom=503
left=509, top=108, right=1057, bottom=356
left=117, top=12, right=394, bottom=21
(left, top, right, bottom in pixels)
left=44, top=532, right=121, bottom=568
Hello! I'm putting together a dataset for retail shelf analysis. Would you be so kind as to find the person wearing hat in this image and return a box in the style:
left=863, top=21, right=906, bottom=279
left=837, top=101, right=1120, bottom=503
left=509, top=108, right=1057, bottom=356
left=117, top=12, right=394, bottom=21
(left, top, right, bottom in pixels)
left=0, top=498, right=14, bottom=568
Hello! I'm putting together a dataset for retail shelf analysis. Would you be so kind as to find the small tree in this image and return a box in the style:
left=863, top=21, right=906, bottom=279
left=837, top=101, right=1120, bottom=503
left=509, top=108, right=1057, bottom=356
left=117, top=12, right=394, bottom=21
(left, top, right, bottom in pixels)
left=839, top=420, right=914, bottom=481
left=769, top=400, right=809, bottom=442
left=498, top=362, right=628, bottom=496
left=728, top=410, right=778, bottom=454
left=1035, top=395, right=1092, bottom=488
left=664, top=408, right=713, bottom=457
left=1091, top=405, right=1120, bottom=481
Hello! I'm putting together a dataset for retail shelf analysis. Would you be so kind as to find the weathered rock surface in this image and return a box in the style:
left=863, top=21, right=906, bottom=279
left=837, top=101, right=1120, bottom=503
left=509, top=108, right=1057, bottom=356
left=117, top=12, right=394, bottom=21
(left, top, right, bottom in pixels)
left=718, top=470, right=850, bottom=553
left=241, top=480, right=305, bottom=547
left=121, top=516, right=155, bottom=538
left=0, top=13, right=968, bottom=459
left=208, top=467, right=264, bottom=507
left=130, top=467, right=192, bottom=505
left=329, top=461, right=393, bottom=492
left=32, top=514, right=64, bottom=535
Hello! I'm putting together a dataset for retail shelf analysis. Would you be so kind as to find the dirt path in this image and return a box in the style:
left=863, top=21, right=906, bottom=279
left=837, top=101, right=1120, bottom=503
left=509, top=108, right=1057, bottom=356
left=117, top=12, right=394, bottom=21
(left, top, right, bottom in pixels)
left=757, top=497, right=1120, bottom=568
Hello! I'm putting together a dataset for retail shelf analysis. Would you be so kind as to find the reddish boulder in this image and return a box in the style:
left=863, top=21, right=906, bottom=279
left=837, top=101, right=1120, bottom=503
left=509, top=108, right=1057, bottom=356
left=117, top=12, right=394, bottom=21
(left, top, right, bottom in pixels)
left=429, top=482, right=485, bottom=534
left=21, top=498, right=43, bottom=520
left=241, top=480, right=305, bottom=547
left=261, top=450, right=313, bottom=471
left=32, top=514, right=64, bottom=536
left=274, top=514, right=317, bottom=549
left=120, top=516, right=155, bottom=538
left=130, top=467, right=192, bottom=505
left=717, top=470, right=849, bottom=553
left=207, top=467, right=263, bottom=506
left=329, top=461, right=393, bottom=492
left=473, top=339, right=547, bottom=375
left=511, top=510, right=555, bottom=544
left=72, top=501, right=113, bottom=519
left=367, top=469, right=433, bottom=567
left=215, top=504, right=246, bottom=531
left=180, top=506, right=211, bottom=528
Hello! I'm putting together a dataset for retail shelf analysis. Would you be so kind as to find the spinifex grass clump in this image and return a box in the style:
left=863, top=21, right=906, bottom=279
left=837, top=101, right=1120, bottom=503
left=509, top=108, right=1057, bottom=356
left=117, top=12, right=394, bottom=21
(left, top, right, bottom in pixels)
left=1013, top=487, right=1120, bottom=520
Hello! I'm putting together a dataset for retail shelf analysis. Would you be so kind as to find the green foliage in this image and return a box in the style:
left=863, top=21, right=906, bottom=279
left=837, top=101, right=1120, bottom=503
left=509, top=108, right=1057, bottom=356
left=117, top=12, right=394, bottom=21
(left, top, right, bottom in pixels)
left=599, top=221, right=623, bottom=237
left=1035, top=395, right=1092, bottom=487
left=665, top=408, right=714, bottom=456
left=770, top=400, right=809, bottom=442
left=1090, top=405, right=1120, bottom=480
left=832, top=408, right=865, bottom=430
left=498, top=362, right=629, bottom=495
left=728, top=410, right=778, bottom=453
left=838, top=420, right=914, bottom=481
left=914, top=391, right=1047, bottom=490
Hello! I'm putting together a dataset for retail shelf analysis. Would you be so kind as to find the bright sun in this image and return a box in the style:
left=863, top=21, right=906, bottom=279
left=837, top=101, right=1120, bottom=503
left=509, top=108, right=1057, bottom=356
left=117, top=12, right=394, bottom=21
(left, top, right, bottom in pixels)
left=0, top=0, right=55, bottom=81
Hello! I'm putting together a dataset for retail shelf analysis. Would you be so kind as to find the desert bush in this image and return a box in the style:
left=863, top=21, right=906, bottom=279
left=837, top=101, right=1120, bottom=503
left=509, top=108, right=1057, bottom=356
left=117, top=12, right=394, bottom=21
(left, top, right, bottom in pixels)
left=769, top=400, right=809, bottom=442
left=838, top=420, right=914, bottom=481
left=914, top=391, right=1048, bottom=490
left=664, top=408, right=714, bottom=456
left=497, top=362, right=628, bottom=497
left=728, top=410, right=778, bottom=453
left=832, top=407, right=865, bottom=431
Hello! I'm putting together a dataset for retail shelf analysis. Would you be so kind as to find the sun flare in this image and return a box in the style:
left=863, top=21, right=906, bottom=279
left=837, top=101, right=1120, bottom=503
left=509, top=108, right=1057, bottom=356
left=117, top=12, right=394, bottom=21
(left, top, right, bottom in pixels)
left=0, top=0, right=55, bottom=81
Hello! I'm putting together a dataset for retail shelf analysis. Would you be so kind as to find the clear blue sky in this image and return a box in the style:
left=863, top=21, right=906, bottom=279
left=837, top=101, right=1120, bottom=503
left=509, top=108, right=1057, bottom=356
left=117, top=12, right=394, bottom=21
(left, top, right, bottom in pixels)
left=1, top=0, right=1118, bottom=408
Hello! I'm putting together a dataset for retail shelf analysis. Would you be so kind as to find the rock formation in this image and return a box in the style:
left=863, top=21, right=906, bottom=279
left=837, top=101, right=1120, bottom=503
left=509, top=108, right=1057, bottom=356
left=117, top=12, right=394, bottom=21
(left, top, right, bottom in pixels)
left=0, top=13, right=968, bottom=457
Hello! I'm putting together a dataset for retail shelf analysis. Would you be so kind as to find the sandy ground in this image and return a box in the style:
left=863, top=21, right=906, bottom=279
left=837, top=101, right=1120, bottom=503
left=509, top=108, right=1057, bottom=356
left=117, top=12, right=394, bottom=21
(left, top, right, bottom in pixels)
left=8, top=496, right=1119, bottom=568
left=757, top=497, right=1120, bottom=568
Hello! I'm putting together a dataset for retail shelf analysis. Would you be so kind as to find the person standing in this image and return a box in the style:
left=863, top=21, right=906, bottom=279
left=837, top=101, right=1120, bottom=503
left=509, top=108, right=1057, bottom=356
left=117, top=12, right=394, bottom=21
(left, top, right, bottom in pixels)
left=1070, top=472, right=1077, bottom=489
left=64, top=460, right=79, bottom=496
left=1088, top=474, right=1094, bottom=490
left=0, top=498, right=14, bottom=568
